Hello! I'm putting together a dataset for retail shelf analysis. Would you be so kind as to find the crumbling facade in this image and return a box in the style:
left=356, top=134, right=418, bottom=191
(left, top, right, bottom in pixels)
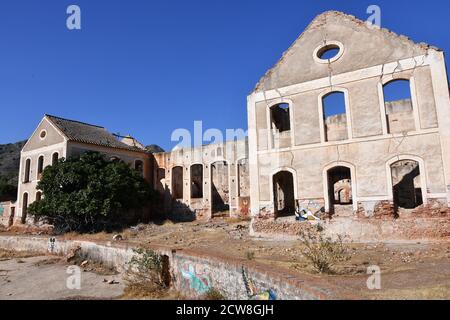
left=152, top=139, right=249, bottom=221
left=5, top=11, right=450, bottom=241
left=246, top=11, right=450, bottom=239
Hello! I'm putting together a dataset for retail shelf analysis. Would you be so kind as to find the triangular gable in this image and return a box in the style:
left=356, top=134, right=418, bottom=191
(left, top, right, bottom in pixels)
left=22, top=116, right=66, bottom=152
left=254, top=11, right=435, bottom=92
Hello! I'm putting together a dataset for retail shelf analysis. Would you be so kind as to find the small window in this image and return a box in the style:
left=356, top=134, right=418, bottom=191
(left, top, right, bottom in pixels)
left=52, top=152, right=59, bottom=166
left=318, top=45, right=340, bottom=60
left=270, top=103, right=290, bottom=133
left=314, top=41, right=344, bottom=64
left=24, top=159, right=31, bottom=183
left=322, top=92, right=348, bottom=142
left=383, top=79, right=414, bottom=134
left=36, top=191, right=42, bottom=202
left=37, top=156, right=44, bottom=179
left=135, top=160, right=144, bottom=175
left=39, top=130, right=47, bottom=139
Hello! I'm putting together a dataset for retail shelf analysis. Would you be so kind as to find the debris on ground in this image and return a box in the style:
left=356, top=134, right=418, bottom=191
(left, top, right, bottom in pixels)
left=66, top=245, right=81, bottom=263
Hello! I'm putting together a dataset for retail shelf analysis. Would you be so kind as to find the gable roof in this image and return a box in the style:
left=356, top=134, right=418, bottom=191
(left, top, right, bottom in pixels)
left=253, top=11, right=440, bottom=92
left=45, top=114, right=148, bottom=153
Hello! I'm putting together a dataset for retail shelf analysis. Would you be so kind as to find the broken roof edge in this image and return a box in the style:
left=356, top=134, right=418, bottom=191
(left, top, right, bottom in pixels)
left=252, top=10, right=442, bottom=93
left=156, top=137, right=249, bottom=156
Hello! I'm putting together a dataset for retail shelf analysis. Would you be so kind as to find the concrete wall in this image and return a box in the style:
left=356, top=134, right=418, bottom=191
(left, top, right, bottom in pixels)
left=0, top=235, right=350, bottom=300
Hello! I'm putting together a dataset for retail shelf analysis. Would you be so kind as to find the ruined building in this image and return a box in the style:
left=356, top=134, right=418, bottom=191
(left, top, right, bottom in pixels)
left=3, top=11, right=450, bottom=241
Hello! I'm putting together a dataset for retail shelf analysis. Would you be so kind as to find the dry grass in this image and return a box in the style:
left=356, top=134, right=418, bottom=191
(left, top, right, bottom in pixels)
left=369, top=285, right=450, bottom=300
left=33, top=256, right=61, bottom=267
left=0, top=248, right=40, bottom=261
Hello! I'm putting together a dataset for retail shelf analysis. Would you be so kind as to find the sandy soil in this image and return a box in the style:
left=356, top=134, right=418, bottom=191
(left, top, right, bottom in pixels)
left=0, top=250, right=124, bottom=300
left=58, top=217, right=450, bottom=300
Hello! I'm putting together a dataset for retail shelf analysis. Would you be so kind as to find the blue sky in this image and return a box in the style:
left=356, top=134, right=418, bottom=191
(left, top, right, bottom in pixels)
left=0, top=0, right=448, bottom=150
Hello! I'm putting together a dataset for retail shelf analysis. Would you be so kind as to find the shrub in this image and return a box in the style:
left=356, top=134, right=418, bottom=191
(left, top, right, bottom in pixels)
left=245, top=251, right=255, bottom=260
left=28, top=152, right=153, bottom=233
left=298, top=225, right=350, bottom=274
left=125, top=248, right=167, bottom=296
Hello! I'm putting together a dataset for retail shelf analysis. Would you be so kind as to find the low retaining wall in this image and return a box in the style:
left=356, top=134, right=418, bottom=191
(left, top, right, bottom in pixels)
left=0, top=235, right=351, bottom=300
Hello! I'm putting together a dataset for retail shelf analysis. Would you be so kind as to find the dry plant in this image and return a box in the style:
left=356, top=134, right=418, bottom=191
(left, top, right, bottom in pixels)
left=124, top=248, right=168, bottom=297
left=298, top=225, right=351, bottom=274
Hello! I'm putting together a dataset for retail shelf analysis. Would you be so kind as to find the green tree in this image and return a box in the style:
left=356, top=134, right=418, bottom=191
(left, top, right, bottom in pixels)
left=28, top=152, right=153, bottom=233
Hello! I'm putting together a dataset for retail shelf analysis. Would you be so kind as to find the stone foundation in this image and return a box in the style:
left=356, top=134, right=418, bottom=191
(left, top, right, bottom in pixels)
left=252, top=197, right=450, bottom=242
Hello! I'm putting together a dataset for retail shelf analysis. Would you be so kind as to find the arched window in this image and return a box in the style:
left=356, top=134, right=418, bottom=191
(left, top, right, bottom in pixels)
left=270, top=103, right=291, bottom=148
left=326, top=166, right=353, bottom=216
left=36, top=191, right=42, bottom=202
left=390, top=160, right=423, bottom=212
left=322, top=92, right=347, bottom=142
left=383, top=79, right=414, bottom=134
left=37, top=156, right=44, bottom=179
left=52, top=152, right=59, bottom=166
left=211, top=161, right=229, bottom=214
left=171, top=166, right=184, bottom=200
left=135, top=160, right=144, bottom=175
left=273, top=170, right=295, bottom=218
left=110, top=156, right=120, bottom=162
left=190, top=164, right=203, bottom=199
left=24, top=159, right=31, bottom=183
left=21, top=193, right=28, bottom=224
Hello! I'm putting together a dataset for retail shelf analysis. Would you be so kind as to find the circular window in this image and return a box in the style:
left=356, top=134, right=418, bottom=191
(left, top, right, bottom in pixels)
left=39, top=130, right=47, bottom=139
left=313, top=41, right=344, bottom=64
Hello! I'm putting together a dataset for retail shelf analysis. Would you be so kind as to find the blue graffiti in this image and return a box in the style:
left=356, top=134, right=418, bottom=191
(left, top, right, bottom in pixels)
left=180, top=263, right=211, bottom=294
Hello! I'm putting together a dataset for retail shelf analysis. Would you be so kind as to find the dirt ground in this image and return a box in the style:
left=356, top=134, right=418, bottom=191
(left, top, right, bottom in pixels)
left=2, top=217, right=450, bottom=300
left=57, top=217, right=450, bottom=300
left=0, top=249, right=125, bottom=300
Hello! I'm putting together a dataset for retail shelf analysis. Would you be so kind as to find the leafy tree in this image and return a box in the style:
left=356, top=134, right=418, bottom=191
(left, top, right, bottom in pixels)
left=28, top=152, right=153, bottom=233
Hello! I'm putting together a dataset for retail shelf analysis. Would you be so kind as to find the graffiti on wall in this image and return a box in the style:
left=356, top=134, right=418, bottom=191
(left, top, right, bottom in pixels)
left=242, top=266, right=277, bottom=300
left=180, top=261, right=212, bottom=295
left=0, top=205, right=4, bottom=216
left=48, top=237, right=57, bottom=253
left=239, top=197, right=250, bottom=216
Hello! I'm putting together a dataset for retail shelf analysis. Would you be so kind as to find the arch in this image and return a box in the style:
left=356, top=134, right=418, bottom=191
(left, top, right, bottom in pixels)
left=210, top=160, right=230, bottom=214
left=318, top=88, right=352, bottom=143
left=24, top=158, right=31, bottom=183
left=190, top=163, right=203, bottom=199
left=381, top=79, right=416, bottom=134
left=21, top=192, right=29, bottom=224
left=134, top=159, right=144, bottom=176
left=35, top=191, right=42, bottom=202
left=37, top=155, right=44, bottom=180
left=171, top=166, right=184, bottom=200
left=266, top=99, right=295, bottom=149
left=323, top=161, right=358, bottom=212
left=386, top=155, right=428, bottom=207
left=52, top=152, right=59, bottom=166
left=270, top=167, right=297, bottom=217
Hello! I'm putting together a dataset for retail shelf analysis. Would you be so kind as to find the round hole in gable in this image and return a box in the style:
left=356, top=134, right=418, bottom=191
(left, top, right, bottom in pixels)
left=317, top=45, right=340, bottom=60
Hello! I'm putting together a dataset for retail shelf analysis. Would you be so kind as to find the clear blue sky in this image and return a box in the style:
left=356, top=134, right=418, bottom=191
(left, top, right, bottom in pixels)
left=0, top=0, right=449, bottom=150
